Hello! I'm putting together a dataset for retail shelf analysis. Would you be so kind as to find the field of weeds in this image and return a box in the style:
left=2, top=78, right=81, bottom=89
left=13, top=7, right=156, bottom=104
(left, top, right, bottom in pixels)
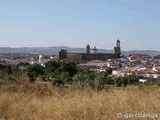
left=0, top=80, right=160, bottom=120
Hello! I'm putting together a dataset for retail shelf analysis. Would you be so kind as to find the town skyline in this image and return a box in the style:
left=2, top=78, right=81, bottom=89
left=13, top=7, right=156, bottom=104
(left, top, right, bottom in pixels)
left=1, top=0, right=160, bottom=50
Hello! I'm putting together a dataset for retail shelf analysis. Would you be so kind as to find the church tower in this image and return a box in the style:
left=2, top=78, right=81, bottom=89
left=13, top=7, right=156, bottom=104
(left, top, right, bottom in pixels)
left=86, top=44, right=91, bottom=54
left=114, top=39, right=121, bottom=58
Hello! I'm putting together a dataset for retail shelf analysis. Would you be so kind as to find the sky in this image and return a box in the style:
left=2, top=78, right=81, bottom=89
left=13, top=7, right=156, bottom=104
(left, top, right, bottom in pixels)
left=0, top=0, right=160, bottom=50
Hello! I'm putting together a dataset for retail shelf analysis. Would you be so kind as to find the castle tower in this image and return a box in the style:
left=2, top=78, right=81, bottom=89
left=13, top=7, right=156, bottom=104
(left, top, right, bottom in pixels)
left=114, top=39, right=121, bottom=58
left=117, top=39, right=120, bottom=47
left=86, top=44, right=90, bottom=54
left=59, top=49, right=67, bottom=59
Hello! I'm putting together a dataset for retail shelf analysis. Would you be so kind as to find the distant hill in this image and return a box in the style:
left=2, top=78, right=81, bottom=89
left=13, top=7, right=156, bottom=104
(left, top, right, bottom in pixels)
left=0, top=47, right=160, bottom=56
left=121, top=50, right=160, bottom=56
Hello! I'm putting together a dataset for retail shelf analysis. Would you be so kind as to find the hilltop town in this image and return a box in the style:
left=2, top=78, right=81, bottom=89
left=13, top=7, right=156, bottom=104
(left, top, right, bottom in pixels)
left=0, top=40, right=160, bottom=83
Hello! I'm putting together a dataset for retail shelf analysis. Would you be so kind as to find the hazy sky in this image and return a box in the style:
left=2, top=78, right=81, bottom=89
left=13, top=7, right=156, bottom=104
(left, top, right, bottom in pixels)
left=0, top=0, right=160, bottom=50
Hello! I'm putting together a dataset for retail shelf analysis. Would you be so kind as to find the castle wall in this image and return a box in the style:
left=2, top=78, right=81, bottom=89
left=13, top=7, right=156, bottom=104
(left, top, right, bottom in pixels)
left=89, top=53, right=115, bottom=60
left=59, top=51, right=117, bottom=61
left=81, top=53, right=116, bottom=61
left=67, top=53, right=82, bottom=61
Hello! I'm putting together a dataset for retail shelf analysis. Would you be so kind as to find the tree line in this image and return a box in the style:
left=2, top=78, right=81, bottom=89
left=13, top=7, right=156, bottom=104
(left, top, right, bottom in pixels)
left=0, top=61, right=152, bottom=90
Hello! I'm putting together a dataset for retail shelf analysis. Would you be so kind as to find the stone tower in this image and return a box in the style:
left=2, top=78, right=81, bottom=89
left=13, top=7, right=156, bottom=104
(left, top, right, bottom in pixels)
left=86, top=44, right=91, bottom=54
left=114, top=39, right=121, bottom=58
left=59, top=49, right=67, bottom=59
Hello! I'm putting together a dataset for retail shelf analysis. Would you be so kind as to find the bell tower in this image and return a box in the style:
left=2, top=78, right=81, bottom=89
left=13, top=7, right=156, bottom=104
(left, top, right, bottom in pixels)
left=114, top=39, right=121, bottom=58
left=117, top=39, right=120, bottom=47
left=86, top=44, right=91, bottom=54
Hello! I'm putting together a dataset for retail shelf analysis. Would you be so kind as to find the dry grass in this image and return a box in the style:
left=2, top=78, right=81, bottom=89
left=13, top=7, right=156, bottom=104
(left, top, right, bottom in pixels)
left=0, top=81, right=160, bottom=120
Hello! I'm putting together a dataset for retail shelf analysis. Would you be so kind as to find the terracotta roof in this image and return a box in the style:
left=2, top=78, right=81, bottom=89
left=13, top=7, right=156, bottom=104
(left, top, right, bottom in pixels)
left=113, top=67, right=123, bottom=71
left=154, top=64, right=160, bottom=67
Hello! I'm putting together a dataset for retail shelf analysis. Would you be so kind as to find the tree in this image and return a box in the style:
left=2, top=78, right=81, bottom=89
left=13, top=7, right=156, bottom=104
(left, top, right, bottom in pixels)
left=78, top=66, right=90, bottom=75
left=45, top=61, right=60, bottom=73
left=5, top=65, right=12, bottom=75
left=26, top=64, right=44, bottom=82
left=65, top=62, right=77, bottom=76
left=72, top=73, right=93, bottom=89
left=94, top=73, right=106, bottom=91
left=105, top=67, right=113, bottom=75
left=105, top=76, right=114, bottom=84
left=0, top=64, right=6, bottom=70
left=12, top=66, right=22, bottom=80
left=113, top=77, right=122, bottom=87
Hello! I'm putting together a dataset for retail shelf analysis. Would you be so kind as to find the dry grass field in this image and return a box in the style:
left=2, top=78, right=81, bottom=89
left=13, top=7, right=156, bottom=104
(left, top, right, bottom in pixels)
left=0, top=80, right=160, bottom=120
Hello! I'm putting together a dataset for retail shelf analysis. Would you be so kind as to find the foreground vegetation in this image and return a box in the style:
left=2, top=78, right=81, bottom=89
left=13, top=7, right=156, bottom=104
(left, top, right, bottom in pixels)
left=0, top=61, right=141, bottom=90
left=0, top=80, right=160, bottom=120
left=0, top=61, right=160, bottom=119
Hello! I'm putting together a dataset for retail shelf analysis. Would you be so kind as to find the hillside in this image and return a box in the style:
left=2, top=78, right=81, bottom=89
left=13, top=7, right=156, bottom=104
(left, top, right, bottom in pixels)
left=0, top=47, right=160, bottom=55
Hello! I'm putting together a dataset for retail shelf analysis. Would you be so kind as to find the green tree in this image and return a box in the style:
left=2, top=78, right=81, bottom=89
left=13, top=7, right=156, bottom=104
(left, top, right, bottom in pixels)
left=105, top=67, right=113, bottom=75
left=94, top=73, right=106, bottom=91
left=113, top=77, right=122, bottom=87
left=5, top=65, right=12, bottom=75
left=78, top=66, right=90, bottom=75
left=105, top=76, right=114, bottom=84
left=45, top=61, right=60, bottom=73
left=0, top=64, right=6, bottom=70
left=26, top=64, right=44, bottom=82
left=72, top=73, right=93, bottom=89
left=12, top=66, right=22, bottom=80
left=65, top=62, right=77, bottom=76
